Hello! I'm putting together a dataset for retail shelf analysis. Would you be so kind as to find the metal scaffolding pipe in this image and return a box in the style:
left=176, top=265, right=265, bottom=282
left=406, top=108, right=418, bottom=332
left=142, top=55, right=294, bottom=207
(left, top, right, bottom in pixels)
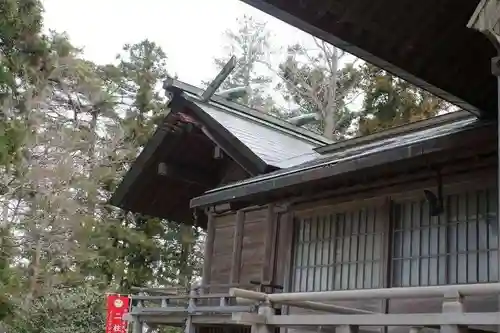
left=262, top=283, right=500, bottom=303
left=230, top=288, right=373, bottom=314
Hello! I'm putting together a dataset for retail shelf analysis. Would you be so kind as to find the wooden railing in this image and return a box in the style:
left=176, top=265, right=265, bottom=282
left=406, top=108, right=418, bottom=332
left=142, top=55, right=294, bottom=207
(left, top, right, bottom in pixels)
left=231, top=283, right=500, bottom=333
left=127, top=283, right=268, bottom=333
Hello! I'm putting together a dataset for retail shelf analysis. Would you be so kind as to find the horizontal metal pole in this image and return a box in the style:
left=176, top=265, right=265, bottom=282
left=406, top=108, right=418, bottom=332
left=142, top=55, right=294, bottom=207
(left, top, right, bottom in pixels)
left=264, top=283, right=500, bottom=302
left=265, top=313, right=500, bottom=326
left=230, top=289, right=373, bottom=314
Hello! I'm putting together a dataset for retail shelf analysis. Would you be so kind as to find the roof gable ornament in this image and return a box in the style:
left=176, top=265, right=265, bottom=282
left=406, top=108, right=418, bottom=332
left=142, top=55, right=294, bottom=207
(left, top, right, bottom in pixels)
left=201, top=56, right=237, bottom=102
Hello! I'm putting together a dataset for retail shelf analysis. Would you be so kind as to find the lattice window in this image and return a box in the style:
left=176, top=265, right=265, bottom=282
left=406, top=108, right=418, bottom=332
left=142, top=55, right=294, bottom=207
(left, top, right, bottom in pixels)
left=292, top=207, right=384, bottom=292
left=392, top=187, right=498, bottom=287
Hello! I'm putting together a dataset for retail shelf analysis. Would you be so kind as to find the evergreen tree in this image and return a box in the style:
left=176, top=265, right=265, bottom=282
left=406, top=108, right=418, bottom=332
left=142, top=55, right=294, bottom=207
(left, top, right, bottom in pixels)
left=0, top=0, right=49, bottom=319
left=357, top=63, right=447, bottom=135
left=277, top=39, right=362, bottom=140
left=0, top=5, right=203, bottom=329
left=210, top=15, right=274, bottom=110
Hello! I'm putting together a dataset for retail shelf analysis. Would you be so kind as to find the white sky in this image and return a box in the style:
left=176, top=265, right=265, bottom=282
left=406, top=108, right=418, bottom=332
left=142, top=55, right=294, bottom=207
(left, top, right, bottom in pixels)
left=41, top=0, right=315, bottom=87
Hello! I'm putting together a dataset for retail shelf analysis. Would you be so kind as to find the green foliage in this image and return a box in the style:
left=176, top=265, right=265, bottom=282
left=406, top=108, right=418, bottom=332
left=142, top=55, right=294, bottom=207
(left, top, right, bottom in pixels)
left=357, top=63, right=446, bottom=135
left=0, top=0, right=48, bottom=98
left=0, top=119, right=26, bottom=166
left=0, top=227, right=16, bottom=321
left=7, top=286, right=105, bottom=333
left=0, top=0, right=202, bottom=330
left=277, top=42, right=447, bottom=139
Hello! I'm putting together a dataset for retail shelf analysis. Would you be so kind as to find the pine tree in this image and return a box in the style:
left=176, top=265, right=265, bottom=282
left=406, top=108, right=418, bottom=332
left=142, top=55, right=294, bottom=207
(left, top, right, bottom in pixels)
left=210, top=15, right=274, bottom=110
left=357, top=63, right=447, bottom=135
left=97, top=40, right=202, bottom=291
left=0, top=3, right=203, bottom=330
left=277, top=39, right=362, bottom=140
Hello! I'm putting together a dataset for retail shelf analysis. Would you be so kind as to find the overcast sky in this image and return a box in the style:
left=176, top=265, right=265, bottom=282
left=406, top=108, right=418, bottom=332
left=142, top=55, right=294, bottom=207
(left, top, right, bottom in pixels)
left=41, top=0, right=315, bottom=87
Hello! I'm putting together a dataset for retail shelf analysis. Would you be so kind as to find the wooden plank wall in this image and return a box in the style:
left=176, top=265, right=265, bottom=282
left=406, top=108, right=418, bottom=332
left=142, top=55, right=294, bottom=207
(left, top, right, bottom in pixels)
left=240, top=208, right=268, bottom=283
left=209, top=213, right=237, bottom=289
left=206, top=206, right=273, bottom=291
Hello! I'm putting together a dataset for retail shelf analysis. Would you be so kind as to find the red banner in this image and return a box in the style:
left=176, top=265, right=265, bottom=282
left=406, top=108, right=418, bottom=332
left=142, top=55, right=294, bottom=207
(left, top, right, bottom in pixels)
left=106, top=294, right=130, bottom=333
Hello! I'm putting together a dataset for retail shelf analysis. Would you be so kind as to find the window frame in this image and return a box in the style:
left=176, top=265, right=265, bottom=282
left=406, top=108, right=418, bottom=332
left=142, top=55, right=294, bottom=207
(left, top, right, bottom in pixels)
left=390, top=183, right=498, bottom=287
left=289, top=198, right=388, bottom=292
left=286, top=176, right=498, bottom=293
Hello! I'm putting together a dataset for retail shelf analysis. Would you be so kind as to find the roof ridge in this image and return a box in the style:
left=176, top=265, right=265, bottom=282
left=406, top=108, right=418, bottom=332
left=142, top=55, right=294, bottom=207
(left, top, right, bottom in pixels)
left=163, top=78, right=332, bottom=146
left=196, top=115, right=486, bottom=198
left=316, top=110, right=475, bottom=154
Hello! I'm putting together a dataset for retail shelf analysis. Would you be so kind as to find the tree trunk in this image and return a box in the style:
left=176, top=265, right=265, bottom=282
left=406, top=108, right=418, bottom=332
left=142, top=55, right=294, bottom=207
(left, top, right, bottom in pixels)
left=26, top=237, right=42, bottom=304
left=323, top=48, right=338, bottom=140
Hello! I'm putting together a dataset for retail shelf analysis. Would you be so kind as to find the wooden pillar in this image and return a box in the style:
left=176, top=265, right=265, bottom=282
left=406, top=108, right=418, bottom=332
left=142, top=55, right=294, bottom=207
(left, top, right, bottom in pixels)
left=132, top=319, right=143, bottom=333
left=230, top=210, right=245, bottom=283
left=281, top=210, right=294, bottom=307
left=261, top=204, right=277, bottom=283
left=381, top=199, right=394, bottom=333
left=184, top=289, right=197, bottom=333
left=201, top=212, right=215, bottom=290
left=251, top=303, right=274, bottom=333
left=441, top=292, right=468, bottom=333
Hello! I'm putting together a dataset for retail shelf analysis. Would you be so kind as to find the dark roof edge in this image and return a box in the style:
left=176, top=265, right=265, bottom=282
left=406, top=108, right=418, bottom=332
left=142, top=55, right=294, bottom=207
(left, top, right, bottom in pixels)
left=110, top=109, right=174, bottom=208
left=180, top=94, right=269, bottom=176
left=111, top=92, right=271, bottom=210
left=316, top=110, right=474, bottom=154
left=190, top=120, right=493, bottom=209
left=163, top=78, right=333, bottom=146
left=240, top=0, right=487, bottom=117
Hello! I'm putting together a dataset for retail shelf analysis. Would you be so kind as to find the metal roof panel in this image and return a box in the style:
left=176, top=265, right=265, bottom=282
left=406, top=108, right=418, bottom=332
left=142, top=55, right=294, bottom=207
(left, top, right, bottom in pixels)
left=201, top=116, right=482, bottom=195
left=193, top=100, right=322, bottom=168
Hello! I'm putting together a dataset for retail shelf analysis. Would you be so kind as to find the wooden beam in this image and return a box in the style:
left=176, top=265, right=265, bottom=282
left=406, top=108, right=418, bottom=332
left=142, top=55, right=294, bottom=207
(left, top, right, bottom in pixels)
left=157, top=162, right=214, bottom=187
left=231, top=288, right=373, bottom=314
left=214, top=146, right=224, bottom=159
left=132, top=318, right=143, bottom=333
left=261, top=204, right=276, bottom=282
left=265, top=313, right=500, bottom=326
left=201, top=213, right=215, bottom=289
left=268, top=207, right=279, bottom=283
left=381, top=198, right=393, bottom=330
left=232, top=313, right=266, bottom=325
left=265, top=283, right=500, bottom=303
left=230, top=210, right=245, bottom=283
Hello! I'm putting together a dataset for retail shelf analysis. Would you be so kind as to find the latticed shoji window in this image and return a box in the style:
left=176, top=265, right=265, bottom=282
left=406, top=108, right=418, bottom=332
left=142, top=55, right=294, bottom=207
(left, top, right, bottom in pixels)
left=292, top=206, right=384, bottom=292
left=392, top=187, right=498, bottom=287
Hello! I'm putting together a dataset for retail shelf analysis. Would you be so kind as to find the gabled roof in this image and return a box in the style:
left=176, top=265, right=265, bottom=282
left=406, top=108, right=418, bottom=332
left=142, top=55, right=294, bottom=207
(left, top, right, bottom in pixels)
left=110, top=79, right=329, bottom=227
left=190, top=111, right=496, bottom=209
left=191, top=99, right=321, bottom=168
left=170, top=80, right=331, bottom=169
left=241, top=0, right=495, bottom=118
